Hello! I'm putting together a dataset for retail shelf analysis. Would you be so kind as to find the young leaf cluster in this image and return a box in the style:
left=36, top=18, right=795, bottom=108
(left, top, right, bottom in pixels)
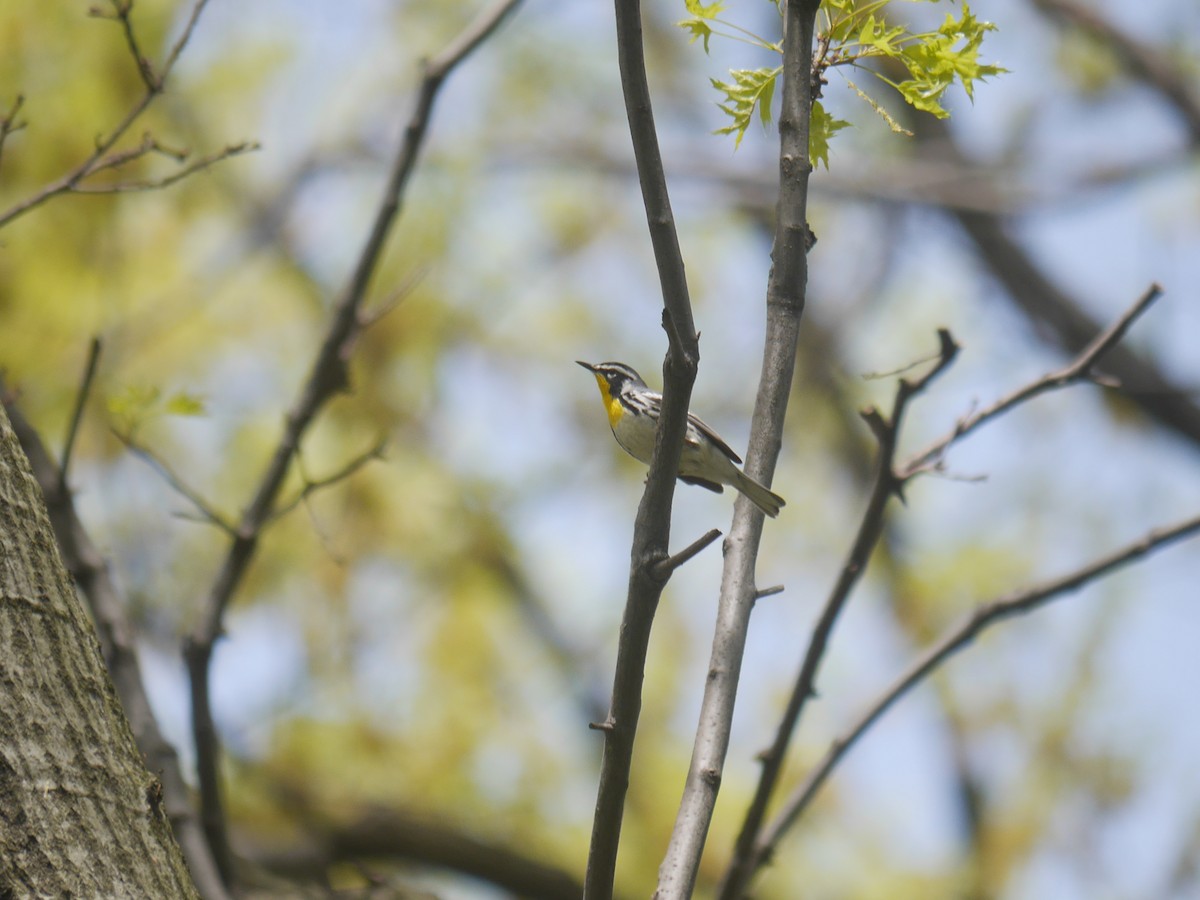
left=679, top=0, right=1005, bottom=164
left=108, top=384, right=207, bottom=436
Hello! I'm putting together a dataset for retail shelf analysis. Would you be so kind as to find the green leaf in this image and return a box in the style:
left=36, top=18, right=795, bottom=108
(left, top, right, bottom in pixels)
left=757, top=69, right=777, bottom=127
left=107, top=384, right=207, bottom=434
left=858, top=13, right=907, bottom=58
left=107, top=384, right=161, bottom=420
left=165, top=391, right=207, bottom=416
left=679, top=17, right=716, bottom=53
left=711, top=66, right=781, bottom=148
left=683, top=0, right=725, bottom=17
left=809, top=99, right=851, bottom=169
left=693, top=0, right=1003, bottom=155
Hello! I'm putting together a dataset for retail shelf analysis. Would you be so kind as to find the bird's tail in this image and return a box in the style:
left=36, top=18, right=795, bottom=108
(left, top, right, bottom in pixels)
left=732, top=469, right=785, bottom=518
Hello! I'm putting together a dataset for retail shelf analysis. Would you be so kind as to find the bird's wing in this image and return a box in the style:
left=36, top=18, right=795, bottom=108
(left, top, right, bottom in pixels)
left=686, top=412, right=743, bottom=464
left=639, top=389, right=744, bottom=465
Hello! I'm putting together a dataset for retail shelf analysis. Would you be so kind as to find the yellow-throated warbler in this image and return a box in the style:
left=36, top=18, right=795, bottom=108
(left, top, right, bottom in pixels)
left=577, top=360, right=785, bottom=518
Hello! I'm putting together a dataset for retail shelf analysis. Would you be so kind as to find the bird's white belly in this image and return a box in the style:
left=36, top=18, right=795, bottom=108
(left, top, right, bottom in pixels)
left=611, top=415, right=735, bottom=485
left=611, top=414, right=656, bottom=464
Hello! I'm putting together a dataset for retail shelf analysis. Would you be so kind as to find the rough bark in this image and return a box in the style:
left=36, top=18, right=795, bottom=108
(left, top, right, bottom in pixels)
left=0, top=404, right=198, bottom=898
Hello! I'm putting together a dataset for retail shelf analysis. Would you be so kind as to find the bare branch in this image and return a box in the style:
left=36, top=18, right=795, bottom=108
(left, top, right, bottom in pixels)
left=59, top=337, right=102, bottom=495
left=0, top=395, right=231, bottom=900
left=0, top=93, right=26, bottom=172
left=652, top=529, right=722, bottom=580
left=862, top=346, right=949, bottom=381
left=718, top=327, right=956, bottom=900
left=897, top=283, right=1163, bottom=481
left=161, top=0, right=213, bottom=73
left=899, top=106, right=1200, bottom=453
left=268, top=437, right=387, bottom=522
left=583, top=0, right=703, bottom=891
left=179, top=0, right=523, bottom=885
left=72, top=142, right=260, bottom=194
left=358, top=265, right=429, bottom=328
left=114, top=432, right=236, bottom=535
left=746, top=512, right=1200, bottom=883
left=91, top=0, right=159, bottom=91
left=0, top=0, right=221, bottom=230
left=659, top=2, right=826, bottom=895
left=85, top=133, right=189, bottom=175
left=722, top=286, right=1167, bottom=895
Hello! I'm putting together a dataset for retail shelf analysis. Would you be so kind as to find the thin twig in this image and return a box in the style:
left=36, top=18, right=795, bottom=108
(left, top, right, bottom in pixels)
left=909, top=107, right=1200, bottom=451
left=1, top=396, right=231, bottom=900
left=96, top=0, right=159, bottom=91
left=651, top=529, right=722, bottom=581
left=358, top=265, right=429, bottom=328
left=861, top=345, right=947, bottom=381
left=269, top=437, right=387, bottom=522
left=88, top=134, right=190, bottom=174
left=721, top=287, right=1162, bottom=897
left=746, top=511, right=1200, bottom=882
left=115, top=432, right=236, bottom=535
left=73, top=142, right=260, bottom=194
left=718, top=328, right=957, bottom=900
left=180, top=0, right=522, bottom=886
left=897, top=284, right=1163, bottom=481
left=59, top=337, right=102, bottom=496
left=0, top=0, right=218, bottom=230
left=583, top=0, right=702, bottom=893
left=0, top=94, right=26, bottom=172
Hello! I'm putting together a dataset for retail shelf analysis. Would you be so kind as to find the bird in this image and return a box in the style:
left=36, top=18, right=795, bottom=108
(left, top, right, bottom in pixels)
left=577, top=360, right=785, bottom=517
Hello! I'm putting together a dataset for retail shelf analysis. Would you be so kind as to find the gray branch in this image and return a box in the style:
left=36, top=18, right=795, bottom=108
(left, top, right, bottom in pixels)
left=583, top=0, right=703, bottom=892
left=658, top=3, right=823, bottom=897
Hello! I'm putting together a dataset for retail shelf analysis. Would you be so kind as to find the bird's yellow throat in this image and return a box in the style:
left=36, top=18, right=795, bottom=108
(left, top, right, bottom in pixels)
left=592, top=374, right=625, bottom=429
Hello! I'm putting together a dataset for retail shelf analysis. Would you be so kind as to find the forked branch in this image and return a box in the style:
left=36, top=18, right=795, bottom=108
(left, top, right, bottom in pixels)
left=0, top=0, right=227, bottom=229
left=898, top=283, right=1163, bottom=481
left=745, top=511, right=1200, bottom=883
left=720, top=327, right=957, bottom=900
left=180, top=0, right=523, bottom=886
left=720, top=284, right=1168, bottom=898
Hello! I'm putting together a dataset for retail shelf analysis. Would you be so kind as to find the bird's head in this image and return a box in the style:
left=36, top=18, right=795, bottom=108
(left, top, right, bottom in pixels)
left=576, top=360, right=645, bottom=398
left=576, top=360, right=646, bottom=426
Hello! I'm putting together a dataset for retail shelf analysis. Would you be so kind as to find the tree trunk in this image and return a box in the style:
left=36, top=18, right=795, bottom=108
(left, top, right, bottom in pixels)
left=0, top=404, right=198, bottom=898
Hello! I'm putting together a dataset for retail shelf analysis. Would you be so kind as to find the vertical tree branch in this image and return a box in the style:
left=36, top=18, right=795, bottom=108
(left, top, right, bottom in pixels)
left=181, top=0, right=522, bottom=885
left=718, top=332, right=957, bottom=900
left=583, top=0, right=702, bottom=896
left=657, top=3, right=821, bottom=897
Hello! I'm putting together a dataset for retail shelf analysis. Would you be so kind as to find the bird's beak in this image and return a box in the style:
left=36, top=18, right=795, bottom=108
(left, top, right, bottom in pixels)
left=576, top=360, right=596, bottom=372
